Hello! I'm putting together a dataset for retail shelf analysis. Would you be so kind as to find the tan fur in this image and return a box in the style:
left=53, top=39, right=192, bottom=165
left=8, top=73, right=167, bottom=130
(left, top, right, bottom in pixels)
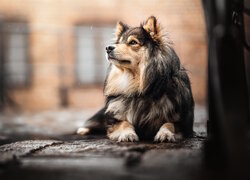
left=164, top=123, right=175, bottom=133
left=105, top=98, right=126, bottom=120
left=154, top=122, right=176, bottom=142
left=105, top=19, right=162, bottom=96
left=104, top=45, right=149, bottom=96
left=116, top=21, right=126, bottom=39
left=107, top=121, right=139, bottom=142
left=104, top=65, right=141, bottom=96
left=143, top=16, right=162, bottom=42
left=77, top=127, right=90, bottom=135
left=127, top=36, right=141, bottom=46
left=105, top=17, right=164, bottom=97
left=107, top=121, right=131, bottom=134
left=78, top=16, right=193, bottom=142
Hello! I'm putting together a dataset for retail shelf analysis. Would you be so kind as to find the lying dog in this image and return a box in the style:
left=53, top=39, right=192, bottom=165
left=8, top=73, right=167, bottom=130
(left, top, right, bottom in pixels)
left=77, top=16, right=194, bottom=142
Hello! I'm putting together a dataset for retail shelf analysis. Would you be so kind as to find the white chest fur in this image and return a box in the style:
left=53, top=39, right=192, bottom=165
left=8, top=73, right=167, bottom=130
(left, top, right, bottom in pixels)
left=104, top=65, right=139, bottom=96
left=119, top=70, right=130, bottom=89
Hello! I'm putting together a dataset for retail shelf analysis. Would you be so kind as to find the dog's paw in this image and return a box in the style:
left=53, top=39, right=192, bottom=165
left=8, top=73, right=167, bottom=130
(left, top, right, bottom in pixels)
left=77, top=127, right=90, bottom=136
left=108, top=128, right=139, bottom=142
left=154, top=124, right=176, bottom=143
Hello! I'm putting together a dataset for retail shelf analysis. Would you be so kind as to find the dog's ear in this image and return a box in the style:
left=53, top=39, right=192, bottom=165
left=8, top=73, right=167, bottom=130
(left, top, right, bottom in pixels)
left=116, top=21, right=128, bottom=39
left=143, top=16, right=162, bottom=41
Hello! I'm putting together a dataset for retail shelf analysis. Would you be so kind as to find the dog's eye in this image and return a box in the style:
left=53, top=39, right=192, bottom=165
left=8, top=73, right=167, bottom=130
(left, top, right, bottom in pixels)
left=129, top=40, right=138, bottom=45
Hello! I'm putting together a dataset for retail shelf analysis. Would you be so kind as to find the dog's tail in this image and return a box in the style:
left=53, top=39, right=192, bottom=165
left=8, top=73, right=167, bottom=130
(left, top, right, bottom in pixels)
left=77, top=107, right=107, bottom=135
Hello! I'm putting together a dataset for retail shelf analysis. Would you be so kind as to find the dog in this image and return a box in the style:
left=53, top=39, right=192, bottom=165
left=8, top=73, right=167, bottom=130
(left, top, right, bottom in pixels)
left=77, top=16, right=194, bottom=142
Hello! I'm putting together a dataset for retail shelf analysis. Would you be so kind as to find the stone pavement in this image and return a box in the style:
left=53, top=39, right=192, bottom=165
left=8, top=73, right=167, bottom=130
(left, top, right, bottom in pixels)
left=0, top=105, right=207, bottom=180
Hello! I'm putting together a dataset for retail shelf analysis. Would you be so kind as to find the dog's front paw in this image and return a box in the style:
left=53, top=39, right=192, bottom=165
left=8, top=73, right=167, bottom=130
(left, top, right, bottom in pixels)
left=108, top=121, right=139, bottom=142
left=154, top=123, right=176, bottom=143
left=154, top=130, right=176, bottom=142
left=109, top=129, right=139, bottom=142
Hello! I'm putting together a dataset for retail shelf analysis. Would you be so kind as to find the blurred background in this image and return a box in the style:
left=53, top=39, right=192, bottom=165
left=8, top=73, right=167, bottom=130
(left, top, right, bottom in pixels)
left=0, top=0, right=208, bottom=141
left=0, top=1, right=249, bottom=179
left=0, top=0, right=207, bottom=111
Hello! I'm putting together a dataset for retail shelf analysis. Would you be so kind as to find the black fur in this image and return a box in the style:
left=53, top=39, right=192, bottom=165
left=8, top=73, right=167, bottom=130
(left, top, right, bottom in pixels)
left=83, top=20, right=194, bottom=141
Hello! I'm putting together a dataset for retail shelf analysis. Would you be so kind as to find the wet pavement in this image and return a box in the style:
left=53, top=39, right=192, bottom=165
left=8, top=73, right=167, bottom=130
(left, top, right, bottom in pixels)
left=0, top=105, right=207, bottom=180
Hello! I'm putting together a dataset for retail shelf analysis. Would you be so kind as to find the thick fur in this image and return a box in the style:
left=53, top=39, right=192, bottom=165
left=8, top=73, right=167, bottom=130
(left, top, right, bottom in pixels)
left=77, top=16, right=194, bottom=142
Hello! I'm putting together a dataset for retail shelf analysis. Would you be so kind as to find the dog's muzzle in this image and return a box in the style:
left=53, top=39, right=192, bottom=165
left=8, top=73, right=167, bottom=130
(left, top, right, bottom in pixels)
left=106, top=46, right=115, bottom=54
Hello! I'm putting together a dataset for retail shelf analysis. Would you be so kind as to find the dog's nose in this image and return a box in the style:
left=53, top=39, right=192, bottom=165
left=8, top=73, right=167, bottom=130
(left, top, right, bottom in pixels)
left=106, top=46, right=115, bottom=54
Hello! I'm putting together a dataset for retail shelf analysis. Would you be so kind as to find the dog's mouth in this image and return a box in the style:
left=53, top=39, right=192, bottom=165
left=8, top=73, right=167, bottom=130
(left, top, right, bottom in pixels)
left=107, top=55, right=131, bottom=64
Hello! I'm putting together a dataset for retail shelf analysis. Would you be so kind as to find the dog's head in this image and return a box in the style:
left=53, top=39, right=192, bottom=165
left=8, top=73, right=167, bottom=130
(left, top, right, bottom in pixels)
left=106, top=16, right=164, bottom=70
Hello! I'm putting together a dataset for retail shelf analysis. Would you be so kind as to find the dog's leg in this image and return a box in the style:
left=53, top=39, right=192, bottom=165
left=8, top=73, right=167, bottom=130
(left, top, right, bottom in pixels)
left=154, top=122, right=180, bottom=142
left=107, top=121, right=139, bottom=142
left=77, top=127, right=90, bottom=135
left=77, top=107, right=107, bottom=135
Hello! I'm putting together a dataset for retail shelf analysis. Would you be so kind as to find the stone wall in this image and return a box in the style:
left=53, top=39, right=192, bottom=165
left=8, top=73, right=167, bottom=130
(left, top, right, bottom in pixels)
left=0, top=0, right=207, bottom=111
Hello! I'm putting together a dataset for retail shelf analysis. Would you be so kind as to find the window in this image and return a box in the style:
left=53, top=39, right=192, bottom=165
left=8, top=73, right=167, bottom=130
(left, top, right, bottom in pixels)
left=75, top=25, right=114, bottom=85
left=3, top=22, right=30, bottom=87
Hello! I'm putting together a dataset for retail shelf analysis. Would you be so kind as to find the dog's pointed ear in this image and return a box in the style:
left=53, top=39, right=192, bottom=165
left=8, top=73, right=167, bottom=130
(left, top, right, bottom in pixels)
left=143, top=16, right=162, bottom=41
left=116, top=21, right=128, bottom=39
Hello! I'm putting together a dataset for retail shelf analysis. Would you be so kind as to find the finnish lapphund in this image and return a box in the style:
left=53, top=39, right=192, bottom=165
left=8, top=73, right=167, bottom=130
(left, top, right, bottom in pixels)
left=77, top=16, right=194, bottom=142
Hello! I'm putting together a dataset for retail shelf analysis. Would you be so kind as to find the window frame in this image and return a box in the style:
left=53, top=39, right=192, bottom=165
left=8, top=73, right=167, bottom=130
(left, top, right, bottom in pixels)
left=2, top=20, right=31, bottom=89
left=74, top=22, right=115, bottom=88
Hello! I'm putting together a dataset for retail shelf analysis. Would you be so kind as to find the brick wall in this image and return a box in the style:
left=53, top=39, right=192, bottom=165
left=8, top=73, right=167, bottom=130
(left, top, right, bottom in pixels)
left=0, top=0, right=207, bottom=111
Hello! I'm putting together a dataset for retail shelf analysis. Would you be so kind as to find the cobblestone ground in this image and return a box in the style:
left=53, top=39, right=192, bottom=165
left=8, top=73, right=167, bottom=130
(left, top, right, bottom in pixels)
left=0, top=105, right=207, bottom=180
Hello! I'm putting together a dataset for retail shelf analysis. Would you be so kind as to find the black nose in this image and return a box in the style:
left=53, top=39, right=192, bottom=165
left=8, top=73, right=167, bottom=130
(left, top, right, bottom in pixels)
left=106, top=46, right=115, bottom=54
